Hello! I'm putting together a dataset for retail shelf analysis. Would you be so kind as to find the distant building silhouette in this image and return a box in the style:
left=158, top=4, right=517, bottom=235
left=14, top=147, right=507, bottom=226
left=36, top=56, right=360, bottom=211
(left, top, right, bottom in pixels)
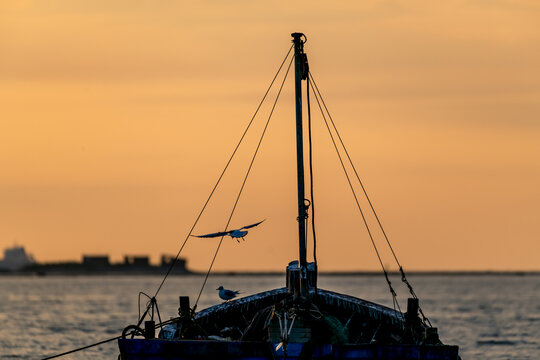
left=161, top=254, right=186, bottom=269
left=82, top=255, right=109, bottom=270
left=0, top=248, right=191, bottom=275
left=0, top=246, right=35, bottom=271
left=124, top=255, right=150, bottom=267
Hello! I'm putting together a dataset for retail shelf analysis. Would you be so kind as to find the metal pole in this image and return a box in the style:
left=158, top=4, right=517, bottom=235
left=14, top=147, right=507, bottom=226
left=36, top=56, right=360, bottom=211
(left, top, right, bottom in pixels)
left=291, top=32, right=308, bottom=298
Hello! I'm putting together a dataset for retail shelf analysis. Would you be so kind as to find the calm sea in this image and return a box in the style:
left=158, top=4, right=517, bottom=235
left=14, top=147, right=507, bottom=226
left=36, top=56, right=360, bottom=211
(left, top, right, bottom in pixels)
left=1, top=274, right=538, bottom=359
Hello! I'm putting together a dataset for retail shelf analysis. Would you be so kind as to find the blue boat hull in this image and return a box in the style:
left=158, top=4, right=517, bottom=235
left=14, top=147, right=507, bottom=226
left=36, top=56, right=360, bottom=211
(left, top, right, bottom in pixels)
left=118, top=339, right=459, bottom=359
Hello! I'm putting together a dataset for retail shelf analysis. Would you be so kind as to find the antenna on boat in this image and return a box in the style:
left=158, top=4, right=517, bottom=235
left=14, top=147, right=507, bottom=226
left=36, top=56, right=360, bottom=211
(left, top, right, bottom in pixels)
left=292, top=32, right=310, bottom=298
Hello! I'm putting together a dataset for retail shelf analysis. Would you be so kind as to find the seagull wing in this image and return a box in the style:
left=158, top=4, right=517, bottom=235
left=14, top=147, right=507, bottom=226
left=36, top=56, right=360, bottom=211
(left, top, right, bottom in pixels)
left=193, top=220, right=263, bottom=238
left=192, top=230, right=232, bottom=238
left=240, top=220, right=265, bottom=230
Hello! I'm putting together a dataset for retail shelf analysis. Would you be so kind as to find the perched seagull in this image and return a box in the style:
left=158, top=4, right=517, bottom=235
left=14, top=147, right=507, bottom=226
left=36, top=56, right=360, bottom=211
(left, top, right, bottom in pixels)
left=216, top=286, right=240, bottom=301
left=192, top=220, right=264, bottom=242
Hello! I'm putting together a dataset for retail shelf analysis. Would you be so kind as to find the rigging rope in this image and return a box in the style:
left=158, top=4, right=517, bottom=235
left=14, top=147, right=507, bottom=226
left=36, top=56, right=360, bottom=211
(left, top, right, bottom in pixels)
left=306, top=76, right=318, bottom=273
left=308, top=72, right=431, bottom=325
left=308, top=72, right=402, bottom=315
left=194, top=55, right=295, bottom=309
left=137, top=292, right=162, bottom=333
left=40, top=317, right=182, bottom=360
left=151, top=44, right=293, bottom=301
left=39, top=46, right=295, bottom=360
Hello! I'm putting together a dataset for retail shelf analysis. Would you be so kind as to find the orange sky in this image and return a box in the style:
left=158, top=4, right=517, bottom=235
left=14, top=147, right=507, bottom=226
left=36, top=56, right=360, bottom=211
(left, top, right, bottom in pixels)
left=1, top=1, right=539, bottom=271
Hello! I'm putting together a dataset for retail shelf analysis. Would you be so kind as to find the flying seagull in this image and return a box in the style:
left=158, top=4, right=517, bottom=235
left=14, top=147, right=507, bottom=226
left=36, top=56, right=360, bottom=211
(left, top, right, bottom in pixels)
left=216, top=286, right=240, bottom=301
left=192, top=220, right=264, bottom=242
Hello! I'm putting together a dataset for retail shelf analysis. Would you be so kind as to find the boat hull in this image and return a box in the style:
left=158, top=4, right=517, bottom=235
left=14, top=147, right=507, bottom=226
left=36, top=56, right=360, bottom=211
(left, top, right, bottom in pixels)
left=118, top=288, right=459, bottom=359
left=119, top=339, right=459, bottom=359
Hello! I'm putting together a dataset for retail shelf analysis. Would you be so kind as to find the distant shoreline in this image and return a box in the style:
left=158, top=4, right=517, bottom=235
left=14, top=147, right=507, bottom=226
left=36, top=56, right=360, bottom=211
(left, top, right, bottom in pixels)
left=1, top=270, right=539, bottom=277
left=208, top=270, right=540, bottom=276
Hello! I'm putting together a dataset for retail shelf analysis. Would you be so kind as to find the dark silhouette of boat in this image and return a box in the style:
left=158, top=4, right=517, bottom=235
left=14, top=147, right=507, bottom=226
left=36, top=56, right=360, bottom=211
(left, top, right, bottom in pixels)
left=117, top=33, right=460, bottom=360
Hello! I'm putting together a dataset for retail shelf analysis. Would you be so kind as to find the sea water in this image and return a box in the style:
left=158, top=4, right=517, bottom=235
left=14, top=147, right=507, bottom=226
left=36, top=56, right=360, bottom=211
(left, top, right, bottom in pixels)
left=1, top=274, right=538, bottom=359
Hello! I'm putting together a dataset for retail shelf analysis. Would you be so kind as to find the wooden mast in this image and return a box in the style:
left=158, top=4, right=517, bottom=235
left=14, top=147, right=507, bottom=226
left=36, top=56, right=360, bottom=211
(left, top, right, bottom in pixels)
left=292, top=32, right=308, bottom=298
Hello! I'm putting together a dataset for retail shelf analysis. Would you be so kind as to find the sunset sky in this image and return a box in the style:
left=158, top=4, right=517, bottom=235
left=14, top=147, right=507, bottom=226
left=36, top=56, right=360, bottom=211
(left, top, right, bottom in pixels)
left=1, top=1, right=539, bottom=271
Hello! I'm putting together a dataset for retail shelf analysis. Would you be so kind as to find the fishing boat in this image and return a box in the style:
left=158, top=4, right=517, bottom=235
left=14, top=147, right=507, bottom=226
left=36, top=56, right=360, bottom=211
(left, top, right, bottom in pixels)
left=117, top=33, right=460, bottom=360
